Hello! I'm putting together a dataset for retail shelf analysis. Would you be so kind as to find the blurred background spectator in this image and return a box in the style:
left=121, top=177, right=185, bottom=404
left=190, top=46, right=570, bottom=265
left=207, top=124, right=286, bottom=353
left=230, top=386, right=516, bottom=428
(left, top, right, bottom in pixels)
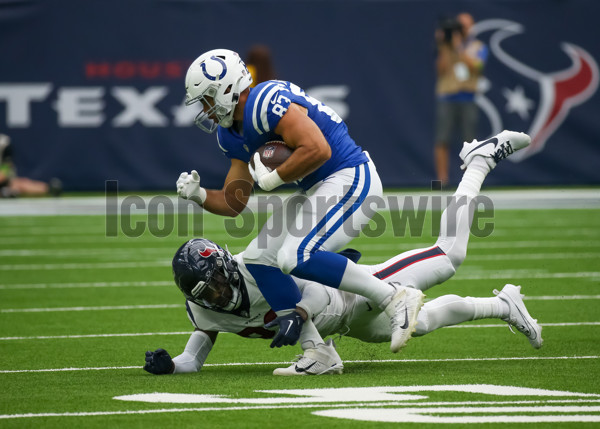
left=245, top=44, right=277, bottom=86
left=434, top=12, right=488, bottom=186
left=0, top=134, right=62, bottom=198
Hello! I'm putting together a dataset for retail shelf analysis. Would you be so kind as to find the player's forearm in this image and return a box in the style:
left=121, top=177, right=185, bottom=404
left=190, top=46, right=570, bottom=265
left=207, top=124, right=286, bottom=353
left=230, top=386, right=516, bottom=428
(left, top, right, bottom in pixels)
left=193, top=158, right=253, bottom=216
left=172, top=330, right=215, bottom=374
left=276, top=144, right=330, bottom=182
left=202, top=188, right=248, bottom=217
left=274, top=104, right=331, bottom=182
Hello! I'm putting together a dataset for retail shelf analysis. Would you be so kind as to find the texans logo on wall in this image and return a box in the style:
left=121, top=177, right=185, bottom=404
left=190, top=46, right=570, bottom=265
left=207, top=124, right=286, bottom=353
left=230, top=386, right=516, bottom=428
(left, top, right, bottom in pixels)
left=473, top=19, right=599, bottom=162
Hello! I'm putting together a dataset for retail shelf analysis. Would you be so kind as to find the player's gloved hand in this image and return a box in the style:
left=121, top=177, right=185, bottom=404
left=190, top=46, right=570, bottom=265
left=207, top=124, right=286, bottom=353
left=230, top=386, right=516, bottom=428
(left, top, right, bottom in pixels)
left=248, top=153, right=285, bottom=192
left=176, top=170, right=207, bottom=205
left=264, top=311, right=305, bottom=348
left=144, top=348, right=175, bottom=375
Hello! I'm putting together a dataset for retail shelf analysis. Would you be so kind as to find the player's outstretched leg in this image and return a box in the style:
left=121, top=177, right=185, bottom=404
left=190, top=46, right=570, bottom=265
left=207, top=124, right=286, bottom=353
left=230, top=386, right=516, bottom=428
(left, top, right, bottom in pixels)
left=459, top=130, right=531, bottom=170
left=413, top=284, right=543, bottom=349
left=494, top=284, right=543, bottom=349
left=384, top=284, right=425, bottom=352
left=435, top=130, right=531, bottom=269
left=273, top=339, right=344, bottom=376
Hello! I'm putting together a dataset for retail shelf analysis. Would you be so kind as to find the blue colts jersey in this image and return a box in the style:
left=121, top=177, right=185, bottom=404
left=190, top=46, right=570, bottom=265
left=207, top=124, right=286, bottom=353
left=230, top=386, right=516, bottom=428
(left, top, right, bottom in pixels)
left=216, top=80, right=368, bottom=190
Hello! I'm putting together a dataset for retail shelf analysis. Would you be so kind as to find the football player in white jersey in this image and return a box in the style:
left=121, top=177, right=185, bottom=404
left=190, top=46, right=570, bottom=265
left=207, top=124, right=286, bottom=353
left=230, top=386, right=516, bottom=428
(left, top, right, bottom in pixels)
left=145, top=133, right=543, bottom=375
left=175, top=48, right=532, bottom=354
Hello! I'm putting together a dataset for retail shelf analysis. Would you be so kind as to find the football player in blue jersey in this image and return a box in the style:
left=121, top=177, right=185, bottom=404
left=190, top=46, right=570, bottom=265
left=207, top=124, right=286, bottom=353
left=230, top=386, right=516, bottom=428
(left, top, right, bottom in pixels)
left=146, top=133, right=542, bottom=375
left=175, top=48, right=531, bottom=354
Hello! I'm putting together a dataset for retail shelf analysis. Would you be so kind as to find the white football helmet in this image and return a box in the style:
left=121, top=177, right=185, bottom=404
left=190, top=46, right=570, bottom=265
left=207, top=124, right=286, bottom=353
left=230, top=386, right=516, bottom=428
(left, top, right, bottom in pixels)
left=185, top=49, right=253, bottom=133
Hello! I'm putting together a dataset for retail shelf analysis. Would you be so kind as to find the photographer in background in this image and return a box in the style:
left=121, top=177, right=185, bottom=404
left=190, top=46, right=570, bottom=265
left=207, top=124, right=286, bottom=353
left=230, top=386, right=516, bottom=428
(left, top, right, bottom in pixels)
left=0, top=134, right=62, bottom=198
left=434, top=13, right=488, bottom=186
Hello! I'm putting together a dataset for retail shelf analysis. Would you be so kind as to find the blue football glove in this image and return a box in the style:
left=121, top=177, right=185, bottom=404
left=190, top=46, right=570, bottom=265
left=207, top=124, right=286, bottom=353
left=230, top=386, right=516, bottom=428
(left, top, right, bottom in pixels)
left=264, top=311, right=305, bottom=348
left=144, top=348, right=174, bottom=375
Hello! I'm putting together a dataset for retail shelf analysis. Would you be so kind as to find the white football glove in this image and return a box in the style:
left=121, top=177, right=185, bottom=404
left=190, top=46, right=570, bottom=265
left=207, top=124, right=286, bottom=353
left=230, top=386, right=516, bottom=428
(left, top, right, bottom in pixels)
left=248, top=153, right=285, bottom=192
left=176, top=170, right=207, bottom=205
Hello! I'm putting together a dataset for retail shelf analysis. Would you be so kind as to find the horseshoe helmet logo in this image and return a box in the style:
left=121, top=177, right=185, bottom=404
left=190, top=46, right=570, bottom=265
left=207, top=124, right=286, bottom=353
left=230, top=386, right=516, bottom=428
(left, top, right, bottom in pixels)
left=472, top=19, right=599, bottom=161
left=201, top=56, right=228, bottom=81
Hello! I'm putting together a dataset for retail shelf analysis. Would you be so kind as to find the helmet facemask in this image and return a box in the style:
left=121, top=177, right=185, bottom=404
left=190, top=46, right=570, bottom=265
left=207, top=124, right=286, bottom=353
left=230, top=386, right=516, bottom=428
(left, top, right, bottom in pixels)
left=188, top=256, right=242, bottom=312
left=173, top=238, right=246, bottom=315
left=186, top=82, right=240, bottom=133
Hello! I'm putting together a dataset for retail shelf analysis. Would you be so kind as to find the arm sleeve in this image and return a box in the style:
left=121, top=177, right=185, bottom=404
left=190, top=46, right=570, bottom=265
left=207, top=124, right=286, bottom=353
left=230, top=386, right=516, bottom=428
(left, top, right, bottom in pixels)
left=172, top=330, right=214, bottom=374
left=296, top=281, right=331, bottom=320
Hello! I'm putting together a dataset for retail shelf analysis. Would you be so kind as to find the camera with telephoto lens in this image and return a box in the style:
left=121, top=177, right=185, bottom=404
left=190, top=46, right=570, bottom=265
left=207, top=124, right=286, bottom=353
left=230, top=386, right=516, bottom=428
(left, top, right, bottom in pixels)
left=438, top=17, right=464, bottom=44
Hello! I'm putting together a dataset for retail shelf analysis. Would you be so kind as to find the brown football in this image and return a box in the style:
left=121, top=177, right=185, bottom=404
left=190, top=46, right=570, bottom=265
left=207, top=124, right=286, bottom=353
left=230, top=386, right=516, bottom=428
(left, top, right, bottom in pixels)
left=250, top=141, right=293, bottom=171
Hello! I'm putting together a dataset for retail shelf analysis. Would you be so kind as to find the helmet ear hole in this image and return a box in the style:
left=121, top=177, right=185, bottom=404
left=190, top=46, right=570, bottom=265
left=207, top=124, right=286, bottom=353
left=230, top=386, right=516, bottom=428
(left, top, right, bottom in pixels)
left=224, top=84, right=232, bottom=95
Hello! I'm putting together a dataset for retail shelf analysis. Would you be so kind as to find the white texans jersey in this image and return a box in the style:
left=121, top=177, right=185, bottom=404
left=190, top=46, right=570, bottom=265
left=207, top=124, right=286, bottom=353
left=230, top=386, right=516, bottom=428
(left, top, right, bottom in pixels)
left=184, top=253, right=359, bottom=340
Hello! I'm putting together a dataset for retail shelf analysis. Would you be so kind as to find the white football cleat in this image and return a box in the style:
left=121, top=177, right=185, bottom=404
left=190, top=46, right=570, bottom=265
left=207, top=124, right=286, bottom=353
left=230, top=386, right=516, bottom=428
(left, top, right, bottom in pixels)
left=273, top=339, right=343, bottom=376
left=459, top=130, right=531, bottom=170
left=385, top=286, right=425, bottom=353
left=494, top=284, right=543, bottom=349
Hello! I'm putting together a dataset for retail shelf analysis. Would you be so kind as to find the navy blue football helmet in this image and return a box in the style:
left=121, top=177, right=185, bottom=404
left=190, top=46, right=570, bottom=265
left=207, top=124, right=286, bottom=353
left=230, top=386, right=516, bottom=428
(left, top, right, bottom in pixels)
left=172, top=238, right=246, bottom=314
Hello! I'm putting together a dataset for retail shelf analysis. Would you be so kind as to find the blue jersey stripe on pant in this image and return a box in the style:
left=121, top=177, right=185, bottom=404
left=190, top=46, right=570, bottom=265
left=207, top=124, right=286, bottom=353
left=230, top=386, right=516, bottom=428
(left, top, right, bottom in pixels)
left=296, top=164, right=366, bottom=265
left=291, top=163, right=372, bottom=288
left=311, top=163, right=371, bottom=253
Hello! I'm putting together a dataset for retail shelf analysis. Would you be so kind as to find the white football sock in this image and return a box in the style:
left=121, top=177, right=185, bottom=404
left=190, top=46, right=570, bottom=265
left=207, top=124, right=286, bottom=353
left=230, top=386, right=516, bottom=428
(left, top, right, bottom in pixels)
left=339, top=260, right=396, bottom=308
left=435, top=195, right=473, bottom=269
left=455, top=156, right=490, bottom=198
left=300, top=318, right=325, bottom=351
left=415, top=294, right=509, bottom=336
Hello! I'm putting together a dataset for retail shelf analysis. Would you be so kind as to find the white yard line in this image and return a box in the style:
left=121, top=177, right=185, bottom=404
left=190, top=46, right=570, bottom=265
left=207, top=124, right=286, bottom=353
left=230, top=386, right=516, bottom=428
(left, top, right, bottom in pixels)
left=0, top=261, right=170, bottom=270
left=0, top=258, right=599, bottom=280
left=0, top=355, right=597, bottom=374
left=1, top=236, right=598, bottom=247
left=1, top=322, right=598, bottom=341
left=0, top=304, right=183, bottom=313
left=0, top=271, right=591, bottom=286
left=0, top=249, right=596, bottom=260
left=521, top=295, right=600, bottom=300
left=445, top=322, right=600, bottom=329
left=0, top=248, right=177, bottom=256
left=1, top=225, right=597, bottom=237
left=453, top=271, right=600, bottom=280
left=1, top=294, right=599, bottom=314
left=0, top=281, right=172, bottom=290
left=0, top=189, right=598, bottom=217
left=465, top=253, right=599, bottom=261
left=3, top=399, right=599, bottom=420
left=0, top=234, right=236, bottom=245
left=358, top=241, right=600, bottom=250
left=0, top=332, right=192, bottom=340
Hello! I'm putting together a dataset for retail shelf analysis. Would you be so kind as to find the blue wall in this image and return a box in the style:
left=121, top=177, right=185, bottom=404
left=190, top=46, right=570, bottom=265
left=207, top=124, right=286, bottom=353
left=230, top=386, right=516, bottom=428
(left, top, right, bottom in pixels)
left=0, top=0, right=598, bottom=190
